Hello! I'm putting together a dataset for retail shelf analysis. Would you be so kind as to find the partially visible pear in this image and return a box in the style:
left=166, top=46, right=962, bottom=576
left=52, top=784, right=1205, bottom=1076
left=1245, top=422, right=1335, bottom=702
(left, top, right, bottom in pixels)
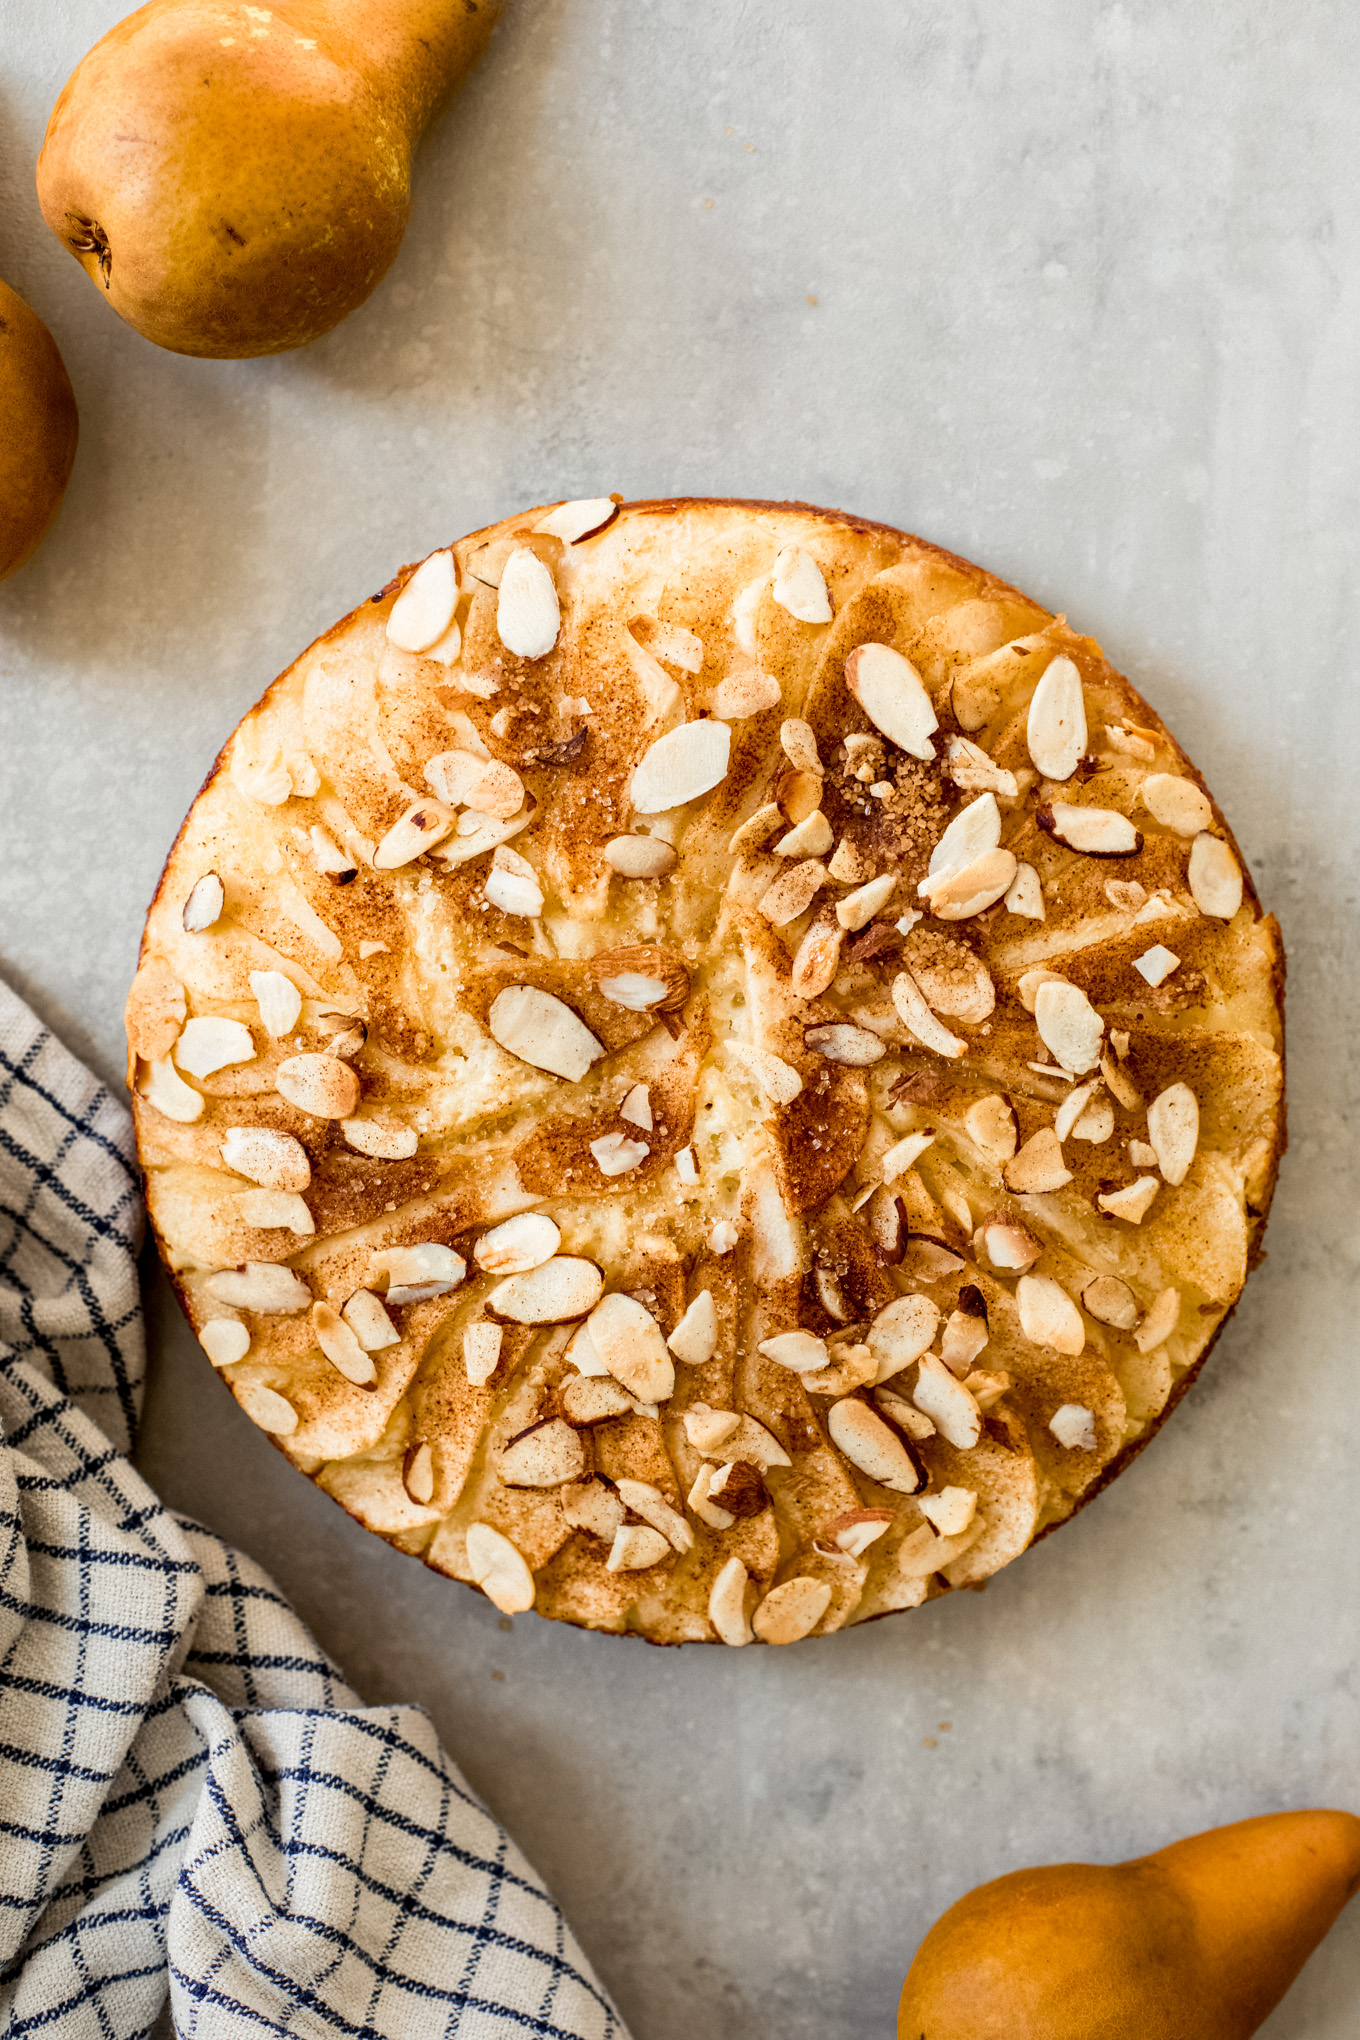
left=37, top=0, right=503, bottom=358
left=0, top=280, right=79, bottom=581
left=898, top=1810, right=1360, bottom=2040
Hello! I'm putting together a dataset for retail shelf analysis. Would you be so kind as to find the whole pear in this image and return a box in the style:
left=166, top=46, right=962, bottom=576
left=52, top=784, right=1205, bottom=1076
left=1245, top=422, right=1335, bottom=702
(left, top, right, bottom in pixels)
left=0, top=280, right=79, bottom=581
left=36, top=0, right=503, bottom=357
left=898, top=1810, right=1360, bottom=2040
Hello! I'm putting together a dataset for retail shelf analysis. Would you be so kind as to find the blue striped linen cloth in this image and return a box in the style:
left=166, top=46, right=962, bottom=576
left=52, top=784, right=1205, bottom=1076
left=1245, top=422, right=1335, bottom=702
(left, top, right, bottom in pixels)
left=0, top=977, right=629, bottom=2040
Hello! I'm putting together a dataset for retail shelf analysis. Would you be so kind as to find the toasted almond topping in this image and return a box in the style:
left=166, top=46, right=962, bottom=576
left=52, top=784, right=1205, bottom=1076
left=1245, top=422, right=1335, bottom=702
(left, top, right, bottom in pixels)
left=631, top=719, right=731, bottom=813
left=606, top=1523, right=671, bottom=1572
left=616, top=1477, right=694, bottom=1553
left=759, top=1329, right=828, bottom=1372
left=489, top=1256, right=603, bottom=1325
left=1097, top=1177, right=1160, bottom=1223
left=424, top=748, right=488, bottom=805
left=237, top=1383, right=299, bottom=1435
left=373, top=1242, right=466, bottom=1305
left=1105, top=879, right=1149, bottom=913
left=892, top=970, right=967, bottom=1059
left=940, top=1291, right=989, bottom=1374
left=497, top=546, right=561, bottom=659
left=206, top=1261, right=311, bottom=1314
left=466, top=1522, right=536, bottom=1613
left=342, top=1289, right=400, bottom=1352
left=980, top=1219, right=1041, bottom=1271
left=910, top=1353, right=983, bottom=1449
left=1054, top=1081, right=1098, bottom=1143
left=489, top=986, right=602, bottom=1082
left=1049, top=1403, right=1097, bottom=1451
left=387, top=549, right=458, bottom=653
left=828, top=836, right=875, bottom=884
left=867, top=1295, right=940, bottom=1381
left=484, top=850, right=544, bottom=919
left=964, top=1368, right=1012, bottom=1411
left=310, top=1300, right=376, bottom=1386
left=1038, top=802, right=1142, bottom=857
left=631, top=615, right=704, bottom=672
left=1188, top=832, right=1243, bottom=919
left=1100, top=1051, right=1142, bottom=1111
left=779, top=719, right=822, bottom=776
left=688, top=1464, right=736, bottom=1532
left=829, top=1397, right=926, bottom=1491
left=802, top=1021, right=886, bottom=1069
left=945, top=736, right=1018, bottom=797
left=603, top=834, right=677, bottom=879
left=844, top=643, right=937, bottom=759
left=830, top=1509, right=895, bottom=1557
left=1004, top=861, right=1045, bottom=919
left=561, top=1475, right=627, bottom=1541
left=585, top=1291, right=674, bottom=1401
left=561, top=1375, right=633, bottom=1425
left=140, top=1057, right=204, bottom=1122
left=589, top=1132, right=649, bottom=1177
left=125, top=959, right=187, bottom=1061
left=199, top=1319, right=249, bottom=1367
left=814, top=1266, right=857, bottom=1321
left=920, top=1486, right=978, bottom=1537
left=724, top=1043, right=801, bottom=1108
left=1132, top=943, right=1180, bottom=987
left=1132, top=890, right=1182, bottom=926
left=472, top=1213, right=559, bottom=1278
left=615, top=1083, right=651, bottom=1130
left=1017, top=1273, right=1085, bottom=1354
left=1026, top=654, right=1087, bottom=780
left=467, top=760, right=527, bottom=820
left=176, top=1016, right=255, bottom=1080
left=246, top=969, right=300, bottom=1038
left=753, top=1577, right=832, bottom=1646
left=532, top=496, right=617, bottom=543
left=1034, top=979, right=1104, bottom=1074
left=182, top=872, right=225, bottom=933
left=923, top=847, right=1018, bottom=920
left=1016, top=967, right=1068, bottom=1014
left=402, top=1440, right=436, bottom=1506
left=836, top=872, right=898, bottom=931
left=500, top=1416, right=587, bottom=1488
left=771, top=545, right=832, bottom=622
left=373, top=799, right=456, bottom=870
left=433, top=805, right=538, bottom=869
left=668, top=1290, right=718, bottom=1365
left=339, top=1120, right=418, bottom=1167
left=684, top=1405, right=741, bottom=1453
left=1073, top=1094, right=1114, bottom=1145
left=789, top=917, right=843, bottom=1000
left=1135, top=1286, right=1181, bottom=1353
left=237, top=1188, right=314, bottom=1235
left=1081, top=1275, right=1140, bottom=1329
left=965, top=1094, right=1018, bottom=1164
left=709, top=1555, right=755, bottom=1645
left=274, top=1052, right=360, bottom=1120
left=1140, top=773, right=1212, bottom=836
left=461, top=1320, right=504, bottom=1385
left=881, top=1131, right=935, bottom=1181
left=1147, top=1081, right=1199, bottom=1185
left=708, top=1218, right=739, bottom=1255
left=729, top=803, right=784, bottom=856
left=711, top=664, right=782, bottom=719
left=800, top=1340, right=876, bottom=1397
left=1104, top=722, right=1157, bottom=760
left=597, top=972, right=670, bottom=1012
left=759, top=858, right=827, bottom=927
left=774, top=810, right=833, bottom=858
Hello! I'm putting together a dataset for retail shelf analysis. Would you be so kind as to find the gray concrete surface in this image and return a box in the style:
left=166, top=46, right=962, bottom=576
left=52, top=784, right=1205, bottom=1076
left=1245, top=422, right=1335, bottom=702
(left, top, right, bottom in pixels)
left=4, top=3, right=1360, bottom=2034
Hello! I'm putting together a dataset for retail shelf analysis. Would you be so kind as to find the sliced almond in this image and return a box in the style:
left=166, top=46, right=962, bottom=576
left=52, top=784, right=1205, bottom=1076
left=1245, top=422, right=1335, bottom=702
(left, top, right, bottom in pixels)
left=342, top=1289, right=400, bottom=1352
left=604, top=835, right=677, bottom=878
left=790, top=917, right=844, bottom=1000
left=375, top=1241, right=466, bottom=1305
left=945, top=736, right=1018, bottom=798
left=589, top=1132, right=650, bottom=1177
left=337, top=1117, right=416, bottom=1162
left=483, top=858, right=543, bottom=921
left=1048, top=1403, right=1097, bottom=1451
left=844, top=643, right=937, bottom=760
left=759, top=859, right=826, bottom=927
left=1017, top=1273, right=1085, bottom=1354
left=463, top=1320, right=503, bottom=1385
left=864, top=1183, right=905, bottom=1262
left=597, top=972, right=670, bottom=1012
left=1034, top=980, right=1104, bottom=1075
left=403, top=1441, right=436, bottom=1506
left=1098, top=1176, right=1160, bottom=1224
left=828, top=836, right=875, bottom=884
left=373, top=798, right=456, bottom=870
left=711, top=665, right=782, bottom=719
left=774, top=810, right=834, bottom=858
left=836, top=872, right=898, bottom=932
left=182, top=872, right=225, bottom=933
left=906, top=945, right=995, bottom=1024
left=1074, top=1096, right=1114, bottom=1145
left=247, top=969, right=302, bottom=1038
left=630, top=720, right=731, bottom=813
left=199, top=1319, right=249, bottom=1367
left=1188, top=832, right=1243, bottom=919
left=1101, top=1051, right=1143, bottom=1111
left=311, top=1300, right=376, bottom=1386
left=668, top=1290, right=718, bottom=1366
left=1026, top=653, right=1087, bottom=780
left=1081, top=1275, right=1139, bottom=1329
left=919, top=1486, right=978, bottom=1537
left=979, top=1218, right=1042, bottom=1271
left=466, top=1522, right=536, bottom=1613
left=758, top=1329, right=828, bottom=1372
left=276, top=1053, right=360, bottom=1119
left=236, top=1384, right=299, bottom=1436
left=562, top=1475, right=627, bottom=1540
left=922, top=848, right=1017, bottom=920
left=753, top=1577, right=832, bottom=1646
left=1147, top=1081, right=1199, bottom=1185
left=499, top=1417, right=586, bottom=1489
left=1135, top=1286, right=1181, bottom=1354
left=1004, top=862, right=1045, bottom=919
left=176, top=1016, right=255, bottom=1080
left=892, top=970, right=967, bottom=1059
left=616, top=1477, right=694, bottom=1554
left=206, top=1262, right=311, bottom=1313
left=628, top=616, right=703, bottom=674
left=125, top=959, right=187, bottom=1061
left=1053, top=1082, right=1098, bottom=1144
left=532, top=497, right=617, bottom=544
left=1106, top=878, right=1149, bottom=913
left=489, top=986, right=602, bottom=1082
left=829, top=1397, right=926, bottom=1492
left=606, top=1523, right=671, bottom=1573
left=829, top=1509, right=895, bottom=1558
left=867, top=1295, right=940, bottom=1382
left=709, top=1555, right=755, bottom=1645
left=674, top=1146, right=699, bottom=1187
left=474, top=1213, right=561, bottom=1277
left=220, top=1126, right=310, bottom=1192
left=964, top=1368, right=1012, bottom=1412
left=772, top=545, right=832, bottom=623
left=561, top=1375, right=633, bottom=1425
left=940, top=1289, right=989, bottom=1373
left=387, top=550, right=458, bottom=652
left=317, top=1012, right=367, bottom=1060
left=1140, top=773, right=1212, bottom=836
left=1132, top=944, right=1180, bottom=988
left=683, top=1405, right=741, bottom=1453
left=780, top=718, right=822, bottom=775
left=237, top=1189, right=314, bottom=1235
left=617, top=1083, right=652, bottom=1130
left=1104, top=722, right=1157, bottom=761
left=881, top=1131, right=935, bottom=1178
left=965, top=1094, right=1018, bottom=1164
left=710, top=1414, right=791, bottom=1470
left=800, top=1341, right=876, bottom=1396
left=1038, top=802, right=1142, bottom=857
left=497, top=546, right=561, bottom=659
left=586, top=1292, right=675, bottom=1402
left=688, top=1463, right=737, bottom=1532
left=490, top=1256, right=604, bottom=1325
left=729, top=802, right=784, bottom=856
left=911, top=1353, right=983, bottom=1449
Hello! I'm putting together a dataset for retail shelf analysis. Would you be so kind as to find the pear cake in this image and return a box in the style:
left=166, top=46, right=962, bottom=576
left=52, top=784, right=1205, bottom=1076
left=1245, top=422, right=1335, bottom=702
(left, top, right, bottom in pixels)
left=129, top=499, right=1284, bottom=1646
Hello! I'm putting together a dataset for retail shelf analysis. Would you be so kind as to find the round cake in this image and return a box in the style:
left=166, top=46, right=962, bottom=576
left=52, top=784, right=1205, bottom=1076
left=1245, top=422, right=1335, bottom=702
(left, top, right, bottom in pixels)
left=128, top=499, right=1284, bottom=1646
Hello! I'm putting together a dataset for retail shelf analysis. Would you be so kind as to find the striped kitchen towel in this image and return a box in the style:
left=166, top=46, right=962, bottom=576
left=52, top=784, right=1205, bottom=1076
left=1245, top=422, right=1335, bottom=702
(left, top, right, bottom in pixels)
left=0, top=976, right=627, bottom=2040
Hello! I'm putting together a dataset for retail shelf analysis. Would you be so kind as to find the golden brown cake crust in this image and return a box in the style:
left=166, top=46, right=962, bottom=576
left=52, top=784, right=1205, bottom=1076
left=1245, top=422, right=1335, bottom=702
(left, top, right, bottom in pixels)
left=130, top=498, right=1284, bottom=1645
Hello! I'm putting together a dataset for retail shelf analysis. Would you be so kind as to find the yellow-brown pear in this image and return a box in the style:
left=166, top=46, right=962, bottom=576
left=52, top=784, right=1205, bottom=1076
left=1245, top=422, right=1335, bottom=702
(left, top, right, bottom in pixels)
left=37, top=0, right=503, bottom=357
left=898, top=1810, right=1360, bottom=2040
left=0, top=280, right=79, bottom=581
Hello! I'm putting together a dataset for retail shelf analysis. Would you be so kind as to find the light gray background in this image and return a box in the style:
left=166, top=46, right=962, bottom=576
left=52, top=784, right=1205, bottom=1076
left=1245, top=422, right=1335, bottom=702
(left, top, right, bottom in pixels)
left=3, top=2, right=1359, bottom=2034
